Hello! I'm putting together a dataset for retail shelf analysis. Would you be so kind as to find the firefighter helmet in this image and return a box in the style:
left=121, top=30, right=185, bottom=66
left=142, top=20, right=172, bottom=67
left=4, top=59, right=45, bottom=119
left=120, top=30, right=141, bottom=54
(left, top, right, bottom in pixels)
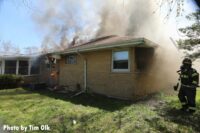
left=182, top=58, right=192, bottom=65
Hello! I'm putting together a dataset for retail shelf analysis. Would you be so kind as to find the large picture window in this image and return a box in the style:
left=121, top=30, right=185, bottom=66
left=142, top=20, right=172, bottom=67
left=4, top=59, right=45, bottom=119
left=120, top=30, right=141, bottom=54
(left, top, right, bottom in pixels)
left=30, top=60, right=40, bottom=75
left=18, top=60, right=29, bottom=75
left=4, top=60, right=17, bottom=74
left=112, top=50, right=129, bottom=72
left=2, top=59, right=41, bottom=75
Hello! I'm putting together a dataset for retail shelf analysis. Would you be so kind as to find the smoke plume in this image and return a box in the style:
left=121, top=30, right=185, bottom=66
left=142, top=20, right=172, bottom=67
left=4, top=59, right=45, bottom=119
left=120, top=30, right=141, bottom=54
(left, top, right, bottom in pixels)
left=33, top=0, right=183, bottom=92
left=32, top=0, right=177, bottom=48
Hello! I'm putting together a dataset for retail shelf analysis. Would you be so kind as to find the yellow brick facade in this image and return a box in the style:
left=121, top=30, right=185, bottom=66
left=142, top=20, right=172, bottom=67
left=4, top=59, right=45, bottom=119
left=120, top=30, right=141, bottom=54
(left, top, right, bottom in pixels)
left=58, top=48, right=159, bottom=100
left=59, top=55, right=84, bottom=91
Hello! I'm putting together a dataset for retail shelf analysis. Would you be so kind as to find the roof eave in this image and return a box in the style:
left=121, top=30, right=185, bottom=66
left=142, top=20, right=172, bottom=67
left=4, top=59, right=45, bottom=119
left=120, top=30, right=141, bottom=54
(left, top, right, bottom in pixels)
left=0, top=56, right=31, bottom=60
left=52, top=37, right=158, bottom=55
left=59, top=38, right=143, bottom=54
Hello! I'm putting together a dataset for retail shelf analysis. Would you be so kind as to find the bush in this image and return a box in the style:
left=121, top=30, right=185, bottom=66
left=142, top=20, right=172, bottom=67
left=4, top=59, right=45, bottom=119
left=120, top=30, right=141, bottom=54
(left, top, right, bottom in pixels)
left=0, top=75, right=23, bottom=89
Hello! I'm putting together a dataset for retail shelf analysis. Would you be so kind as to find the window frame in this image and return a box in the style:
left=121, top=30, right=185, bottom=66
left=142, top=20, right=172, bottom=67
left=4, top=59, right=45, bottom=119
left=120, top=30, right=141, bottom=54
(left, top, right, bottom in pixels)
left=4, top=60, right=17, bottom=75
left=111, top=49, right=130, bottom=73
left=18, top=60, right=29, bottom=75
left=2, top=59, right=41, bottom=76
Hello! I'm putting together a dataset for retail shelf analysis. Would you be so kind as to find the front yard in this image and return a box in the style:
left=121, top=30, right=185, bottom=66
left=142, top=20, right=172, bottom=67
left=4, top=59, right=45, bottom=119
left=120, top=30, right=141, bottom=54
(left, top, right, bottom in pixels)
left=0, top=88, right=200, bottom=133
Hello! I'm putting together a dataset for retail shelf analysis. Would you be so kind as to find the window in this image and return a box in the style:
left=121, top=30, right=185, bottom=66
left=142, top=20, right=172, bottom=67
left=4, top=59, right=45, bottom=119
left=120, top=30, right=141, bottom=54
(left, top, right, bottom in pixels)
left=30, top=60, right=40, bottom=75
left=5, top=60, right=17, bottom=74
left=18, top=60, right=29, bottom=75
left=112, top=50, right=129, bottom=72
left=66, top=55, right=77, bottom=64
left=135, top=47, right=154, bottom=71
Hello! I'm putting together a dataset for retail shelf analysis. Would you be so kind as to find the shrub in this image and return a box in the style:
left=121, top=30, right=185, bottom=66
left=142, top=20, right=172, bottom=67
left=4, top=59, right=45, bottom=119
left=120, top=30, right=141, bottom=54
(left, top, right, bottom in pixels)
left=0, top=75, right=23, bottom=89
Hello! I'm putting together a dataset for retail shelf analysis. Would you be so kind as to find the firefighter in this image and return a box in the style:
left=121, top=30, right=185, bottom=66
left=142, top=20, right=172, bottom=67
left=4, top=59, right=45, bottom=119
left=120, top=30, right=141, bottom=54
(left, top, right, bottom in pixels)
left=174, top=58, right=199, bottom=113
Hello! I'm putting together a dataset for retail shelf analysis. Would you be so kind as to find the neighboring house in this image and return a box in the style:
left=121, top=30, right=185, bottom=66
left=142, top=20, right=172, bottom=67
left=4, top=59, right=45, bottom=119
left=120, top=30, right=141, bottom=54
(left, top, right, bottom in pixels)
left=0, top=55, right=46, bottom=83
left=49, top=35, right=159, bottom=100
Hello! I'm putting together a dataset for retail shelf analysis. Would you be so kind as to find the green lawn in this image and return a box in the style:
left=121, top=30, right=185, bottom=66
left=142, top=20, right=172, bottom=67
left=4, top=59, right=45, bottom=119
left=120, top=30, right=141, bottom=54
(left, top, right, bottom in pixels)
left=0, top=88, right=200, bottom=133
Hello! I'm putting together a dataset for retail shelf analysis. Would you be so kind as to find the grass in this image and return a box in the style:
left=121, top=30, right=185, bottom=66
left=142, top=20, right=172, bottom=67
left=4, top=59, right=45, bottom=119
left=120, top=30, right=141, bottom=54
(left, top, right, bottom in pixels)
left=0, top=88, right=200, bottom=133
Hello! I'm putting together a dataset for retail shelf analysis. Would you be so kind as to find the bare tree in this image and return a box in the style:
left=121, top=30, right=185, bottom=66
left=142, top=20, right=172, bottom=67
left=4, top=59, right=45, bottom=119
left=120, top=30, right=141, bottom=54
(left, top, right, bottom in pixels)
left=24, top=46, right=40, bottom=55
left=158, top=0, right=199, bottom=19
left=0, top=41, right=21, bottom=55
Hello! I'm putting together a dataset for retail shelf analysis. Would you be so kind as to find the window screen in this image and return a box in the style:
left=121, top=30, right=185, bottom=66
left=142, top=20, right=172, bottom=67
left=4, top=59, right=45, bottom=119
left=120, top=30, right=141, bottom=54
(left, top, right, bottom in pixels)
left=5, top=60, right=17, bottom=74
left=113, top=50, right=129, bottom=70
left=18, top=60, right=29, bottom=75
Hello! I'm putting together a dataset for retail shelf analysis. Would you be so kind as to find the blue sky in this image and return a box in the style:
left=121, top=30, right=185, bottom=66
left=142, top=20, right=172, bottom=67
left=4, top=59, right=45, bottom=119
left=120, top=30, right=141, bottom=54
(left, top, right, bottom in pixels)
left=0, top=0, right=42, bottom=50
left=0, top=0, right=198, bottom=52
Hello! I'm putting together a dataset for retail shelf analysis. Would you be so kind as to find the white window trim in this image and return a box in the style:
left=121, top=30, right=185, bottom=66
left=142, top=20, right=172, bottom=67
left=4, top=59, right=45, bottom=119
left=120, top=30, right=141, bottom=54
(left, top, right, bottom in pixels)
left=16, top=60, right=19, bottom=75
left=111, top=49, right=130, bottom=73
left=2, top=60, right=5, bottom=74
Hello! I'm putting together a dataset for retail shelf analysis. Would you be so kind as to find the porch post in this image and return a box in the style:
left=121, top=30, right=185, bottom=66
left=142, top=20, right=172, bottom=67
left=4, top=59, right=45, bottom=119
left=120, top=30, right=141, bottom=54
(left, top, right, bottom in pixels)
left=2, top=60, right=5, bottom=74
left=16, top=60, right=19, bottom=75
left=28, top=60, right=31, bottom=75
left=0, top=60, right=2, bottom=74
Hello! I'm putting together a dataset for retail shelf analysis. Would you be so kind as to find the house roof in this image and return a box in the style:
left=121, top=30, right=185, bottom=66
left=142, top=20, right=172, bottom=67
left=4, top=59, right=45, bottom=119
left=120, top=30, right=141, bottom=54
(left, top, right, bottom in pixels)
left=55, top=35, right=159, bottom=55
left=0, top=54, right=41, bottom=60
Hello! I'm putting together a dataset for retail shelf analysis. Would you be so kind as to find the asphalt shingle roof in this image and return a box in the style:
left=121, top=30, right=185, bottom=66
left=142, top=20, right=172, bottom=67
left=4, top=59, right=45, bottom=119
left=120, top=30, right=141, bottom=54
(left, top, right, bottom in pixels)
left=58, top=35, right=158, bottom=54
